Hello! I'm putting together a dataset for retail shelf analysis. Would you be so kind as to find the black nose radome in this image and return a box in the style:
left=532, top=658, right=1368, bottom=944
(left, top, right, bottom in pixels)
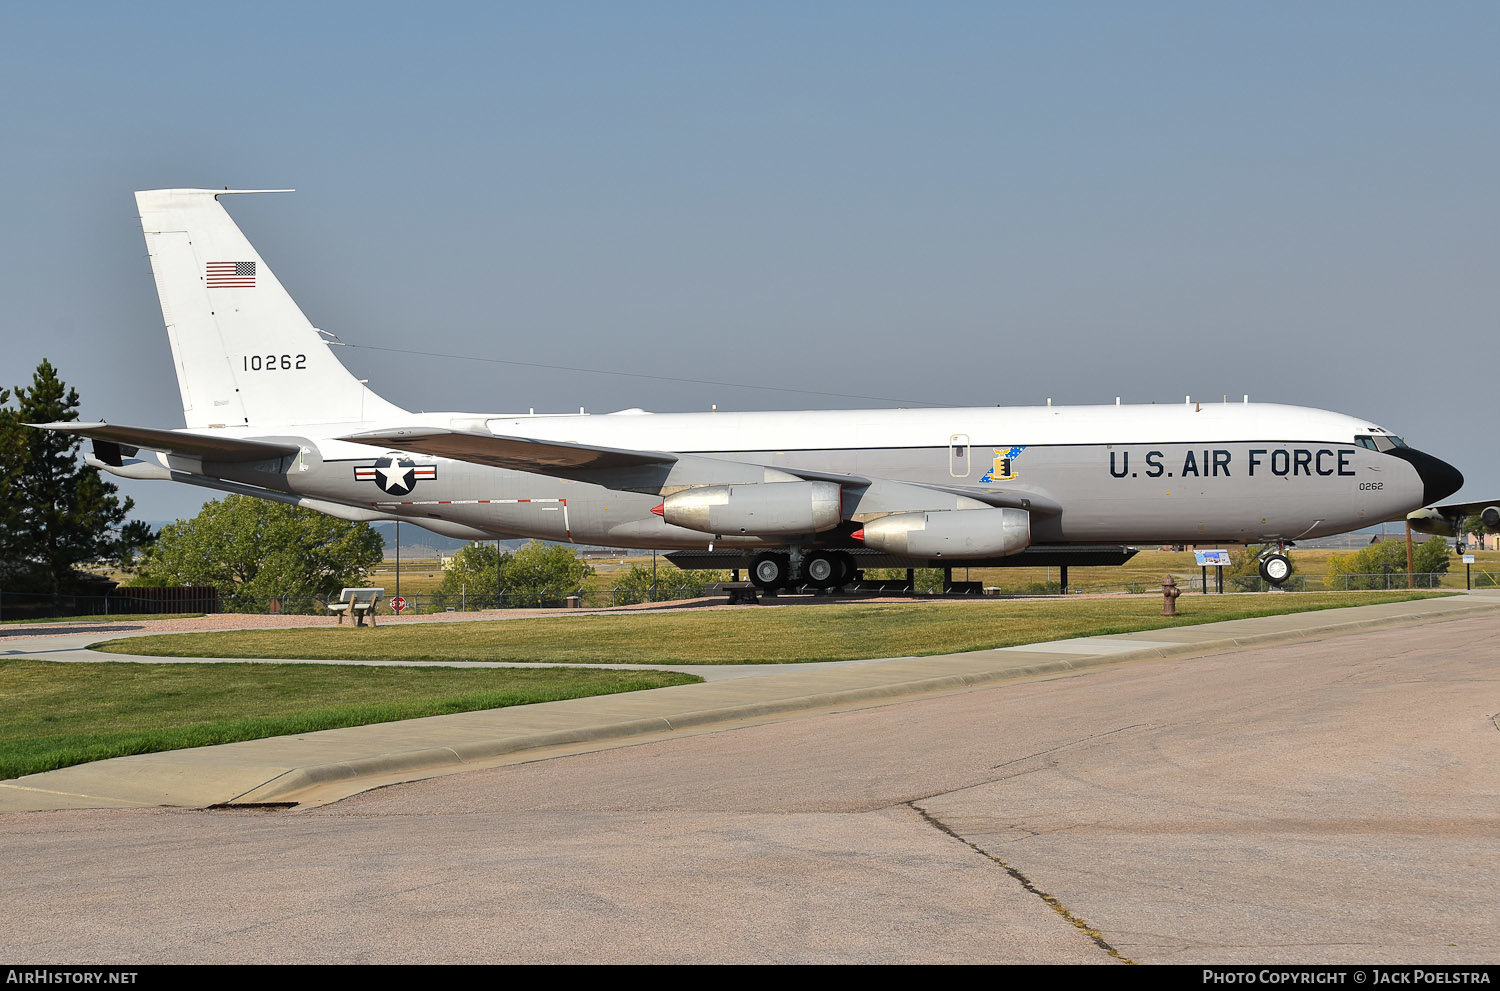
left=1387, top=447, right=1465, bottom=506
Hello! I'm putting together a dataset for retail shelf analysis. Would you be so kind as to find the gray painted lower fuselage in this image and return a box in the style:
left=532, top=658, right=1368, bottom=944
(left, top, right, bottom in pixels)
left=202, top=436, right=1431, bottom=556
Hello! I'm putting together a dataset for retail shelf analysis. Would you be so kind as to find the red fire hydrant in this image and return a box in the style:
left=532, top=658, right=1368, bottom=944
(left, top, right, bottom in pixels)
left=1162, top=575, right=1181, bottom=616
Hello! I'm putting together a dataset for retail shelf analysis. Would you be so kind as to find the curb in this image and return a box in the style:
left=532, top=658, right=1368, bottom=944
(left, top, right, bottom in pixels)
left=228, top=595, right=1499, bottom=806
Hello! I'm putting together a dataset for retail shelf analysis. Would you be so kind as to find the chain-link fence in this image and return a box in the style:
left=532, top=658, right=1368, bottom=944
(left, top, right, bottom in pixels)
left=0, top=585, right=728, bottom=621
left=4, top=571, right=1495, bottom=621
left=0, top=587, right=220, bottom=622
left=368, top=585, right=723, bottom=614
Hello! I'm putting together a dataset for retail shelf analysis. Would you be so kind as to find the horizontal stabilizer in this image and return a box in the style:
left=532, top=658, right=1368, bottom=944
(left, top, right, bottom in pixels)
left=32, top=421, right=301, bottom=462
left=339, top=427, right=678, bottom=473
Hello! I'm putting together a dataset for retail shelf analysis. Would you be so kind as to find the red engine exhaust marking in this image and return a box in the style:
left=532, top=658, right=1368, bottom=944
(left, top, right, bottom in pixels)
left=851, top=528, right=865, bottom=542
left=651, top=504, right=665, bottom=516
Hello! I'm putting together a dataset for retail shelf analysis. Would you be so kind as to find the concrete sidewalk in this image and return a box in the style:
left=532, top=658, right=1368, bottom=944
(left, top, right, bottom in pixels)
left=2, top=591, right=1495, bottom=813
left=0, top=626, right=895, bottom=682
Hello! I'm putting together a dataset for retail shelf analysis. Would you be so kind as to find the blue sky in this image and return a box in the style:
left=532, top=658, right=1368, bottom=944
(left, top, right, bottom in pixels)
left=2, top=2, right=1496, bottom=520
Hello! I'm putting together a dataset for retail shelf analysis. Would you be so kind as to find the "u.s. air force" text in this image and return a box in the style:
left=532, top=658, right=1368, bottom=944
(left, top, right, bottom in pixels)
left=1108, top=449, right=1357, bottom=479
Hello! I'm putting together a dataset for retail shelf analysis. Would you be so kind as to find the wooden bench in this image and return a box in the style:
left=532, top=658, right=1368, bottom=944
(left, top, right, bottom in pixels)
left=328, top=587, right=385, bottom=626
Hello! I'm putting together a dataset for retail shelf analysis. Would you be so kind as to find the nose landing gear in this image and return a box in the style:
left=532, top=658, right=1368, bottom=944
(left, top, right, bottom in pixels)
left=1258, top=549, right=1293, bottom=585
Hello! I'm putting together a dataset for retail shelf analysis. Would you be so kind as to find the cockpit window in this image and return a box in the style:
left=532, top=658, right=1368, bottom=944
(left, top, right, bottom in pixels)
left=1355, top=434, right=1404, bottom=452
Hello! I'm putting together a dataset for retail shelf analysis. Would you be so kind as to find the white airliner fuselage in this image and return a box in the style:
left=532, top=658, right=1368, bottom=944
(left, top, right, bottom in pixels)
left=44, top=189, right=1466, bottom=590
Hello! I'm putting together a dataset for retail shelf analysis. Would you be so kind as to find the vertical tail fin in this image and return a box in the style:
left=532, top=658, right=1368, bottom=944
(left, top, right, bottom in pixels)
left=135, top=188, right=406, bottom=428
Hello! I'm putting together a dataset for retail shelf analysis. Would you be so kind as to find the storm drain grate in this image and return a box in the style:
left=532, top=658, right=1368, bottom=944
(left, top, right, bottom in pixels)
left=206, top=802, right=299, bottom=811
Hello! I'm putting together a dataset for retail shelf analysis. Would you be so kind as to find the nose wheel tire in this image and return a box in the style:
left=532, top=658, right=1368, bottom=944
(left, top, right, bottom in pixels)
left=1259, top=553, right=1292, bottom=585
left=751, top=552, right=791, bottom=591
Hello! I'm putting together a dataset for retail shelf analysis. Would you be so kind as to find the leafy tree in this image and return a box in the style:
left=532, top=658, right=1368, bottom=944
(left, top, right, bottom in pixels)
left=438, top=540, right=594, bottom=603
left=438, top=543, right=506, bottom=603
left=0, top=360, right=149, bottom=595
left=864, top=566, right=944, bottom=593
left=1415, top=538, right=1452, bottom=576
left=609, top=561, right=728, bottom=604
left=1325, top=538, right=1450, bottom=590
left=500, top=540, right=594, bottom=597
left=132, top=495, right=384, bottom=598
left=1461, top=514, right=1496, bottom=539
left=610, top=563, right=666, bottom=605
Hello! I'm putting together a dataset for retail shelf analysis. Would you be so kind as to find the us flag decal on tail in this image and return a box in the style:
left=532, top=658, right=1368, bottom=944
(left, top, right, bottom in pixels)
left=206, top=261, right=255, bottom=288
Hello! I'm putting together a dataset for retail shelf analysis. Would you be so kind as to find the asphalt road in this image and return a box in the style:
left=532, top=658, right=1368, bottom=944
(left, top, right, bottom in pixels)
left=2, top=615, right=1497, bottom=964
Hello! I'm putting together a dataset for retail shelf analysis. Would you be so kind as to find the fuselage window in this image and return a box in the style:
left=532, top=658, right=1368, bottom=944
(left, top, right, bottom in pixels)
left=1355, top=435, right=1379, bottom=451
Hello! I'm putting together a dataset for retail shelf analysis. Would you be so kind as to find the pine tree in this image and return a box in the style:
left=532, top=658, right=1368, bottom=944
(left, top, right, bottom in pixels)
left=1, top=360, right=147, bottom=596
left=0, top=385, right=21, bottom=583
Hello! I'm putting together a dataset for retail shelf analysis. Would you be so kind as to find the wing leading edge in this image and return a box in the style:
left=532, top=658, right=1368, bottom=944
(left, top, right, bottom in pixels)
left=338, top=427, right=678, bottom=472
left=339, top=426, right=1063, bottom=516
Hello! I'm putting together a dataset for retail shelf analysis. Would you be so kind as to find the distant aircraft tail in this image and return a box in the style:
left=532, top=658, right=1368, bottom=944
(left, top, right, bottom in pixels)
left=135, top=188, right=407, bottom=428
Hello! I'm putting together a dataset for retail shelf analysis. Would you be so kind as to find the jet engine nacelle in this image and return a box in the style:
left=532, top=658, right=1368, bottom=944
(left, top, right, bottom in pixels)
left=854, top=507, right=1031, bottom=559
left=657, top=480, right=843, bottom=536
left=1484, top=506, right=1500, bottom=530
left=1406, top=508, right=1457, bottom=536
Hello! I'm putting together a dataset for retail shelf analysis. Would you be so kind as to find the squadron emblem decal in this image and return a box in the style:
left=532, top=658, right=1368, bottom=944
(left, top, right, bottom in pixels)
left=980, top=446, right=1026, bottom=483
left=354, top=456, right=437, bottom=496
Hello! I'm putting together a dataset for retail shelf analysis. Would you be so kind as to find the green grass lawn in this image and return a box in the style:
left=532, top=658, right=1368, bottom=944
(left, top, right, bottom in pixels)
left=94, top=590, right=1452, bottom=666
left=0, top=662, right=700, bottom=780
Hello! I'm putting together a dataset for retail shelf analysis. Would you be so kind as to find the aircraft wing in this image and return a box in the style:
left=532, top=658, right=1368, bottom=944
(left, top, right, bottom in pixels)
left=340, top=426, right=1064, bottom=515
left=762, top=472, right=1062, bottom=516
left=926, top=483, right=1064, bottom=516
left=339, top=427, right=678, bottom=472
left=1408, top=498, right=1500, bottom=536
left=30, top=421, right=302, bottom=463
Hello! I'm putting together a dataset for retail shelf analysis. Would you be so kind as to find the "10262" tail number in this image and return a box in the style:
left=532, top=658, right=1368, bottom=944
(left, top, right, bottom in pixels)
left=243, top=354, right=307, bottom=371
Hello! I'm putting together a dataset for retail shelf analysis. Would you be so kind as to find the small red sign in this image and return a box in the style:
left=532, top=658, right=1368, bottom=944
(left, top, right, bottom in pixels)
left=392, top=596, right=408, bottom=613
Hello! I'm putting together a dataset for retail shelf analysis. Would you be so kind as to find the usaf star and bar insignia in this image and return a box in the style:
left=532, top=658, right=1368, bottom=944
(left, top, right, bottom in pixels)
left=354, top=456, right=438, bottom=496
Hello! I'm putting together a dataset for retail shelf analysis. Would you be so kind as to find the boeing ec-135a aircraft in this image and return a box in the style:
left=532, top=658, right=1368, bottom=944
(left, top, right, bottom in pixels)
left=36, top=189, right=1472, bottom=590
